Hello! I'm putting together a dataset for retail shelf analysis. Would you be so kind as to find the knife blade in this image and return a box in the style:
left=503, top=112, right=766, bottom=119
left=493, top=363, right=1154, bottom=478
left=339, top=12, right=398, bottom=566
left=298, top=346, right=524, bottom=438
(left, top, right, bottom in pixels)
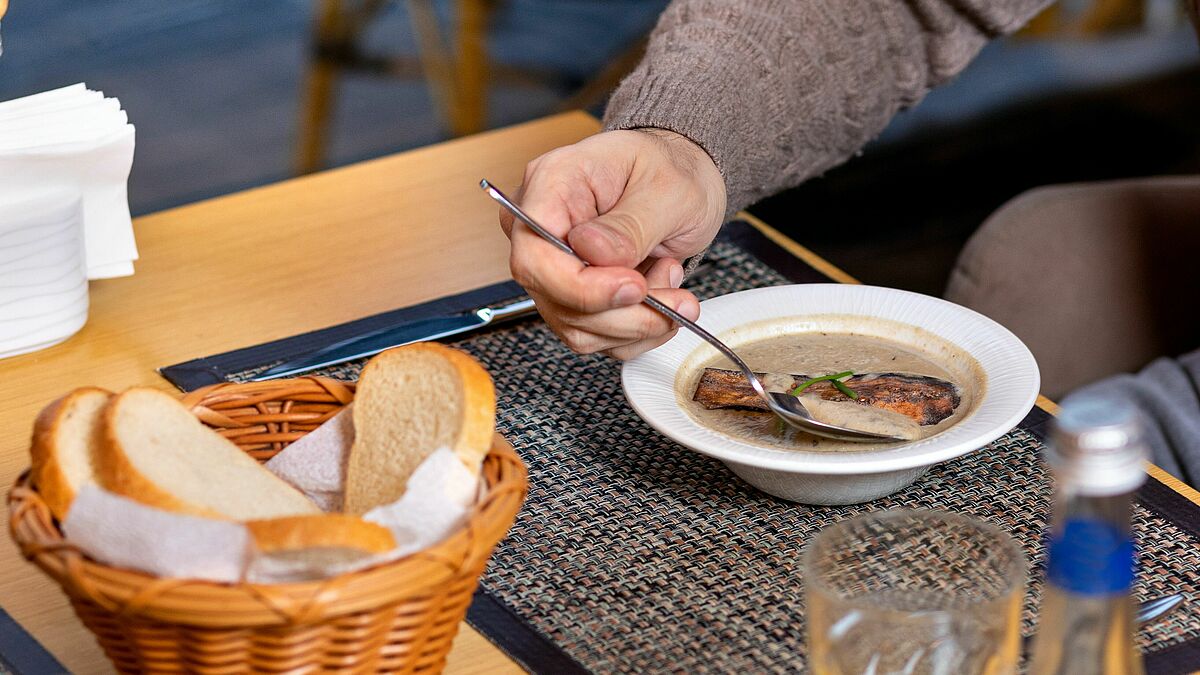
left=249, top=297, right=537, bottom=381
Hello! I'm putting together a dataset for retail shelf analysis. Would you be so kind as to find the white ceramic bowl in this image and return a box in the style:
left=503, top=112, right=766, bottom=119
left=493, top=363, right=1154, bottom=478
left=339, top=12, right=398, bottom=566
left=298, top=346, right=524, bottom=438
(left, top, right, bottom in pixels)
left=621, top=284, right=1040, bottom=505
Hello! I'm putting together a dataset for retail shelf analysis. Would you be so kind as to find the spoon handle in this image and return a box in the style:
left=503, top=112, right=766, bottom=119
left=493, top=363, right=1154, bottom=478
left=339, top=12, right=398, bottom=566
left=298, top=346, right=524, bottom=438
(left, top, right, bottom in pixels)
left=484, top=179, right=578, bottom=259
left=480, top=179, right=768, bottom=398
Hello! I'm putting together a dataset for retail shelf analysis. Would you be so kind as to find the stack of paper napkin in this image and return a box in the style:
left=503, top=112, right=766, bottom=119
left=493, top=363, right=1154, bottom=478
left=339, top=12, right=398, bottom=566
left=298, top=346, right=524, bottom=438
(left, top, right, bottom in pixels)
left=0, top=83, right=137, bottom=358
left=0, top=83, right=138, bottom=277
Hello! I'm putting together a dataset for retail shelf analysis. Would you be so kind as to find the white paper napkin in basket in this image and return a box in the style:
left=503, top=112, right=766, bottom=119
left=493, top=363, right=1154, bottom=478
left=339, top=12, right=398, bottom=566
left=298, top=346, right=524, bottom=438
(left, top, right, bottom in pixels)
left=265, top=406, right=356, bottom=512
left=64, top=487, right=253, bottom=582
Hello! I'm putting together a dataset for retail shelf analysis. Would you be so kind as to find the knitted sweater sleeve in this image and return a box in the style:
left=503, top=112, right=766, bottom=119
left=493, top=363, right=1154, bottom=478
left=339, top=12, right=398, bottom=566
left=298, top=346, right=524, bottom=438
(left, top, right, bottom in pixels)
left=604, top=0, right=1051, bottom=215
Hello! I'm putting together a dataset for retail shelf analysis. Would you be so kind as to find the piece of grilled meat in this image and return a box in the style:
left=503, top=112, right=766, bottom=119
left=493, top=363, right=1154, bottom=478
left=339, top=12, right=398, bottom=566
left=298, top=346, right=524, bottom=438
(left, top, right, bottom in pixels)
left=692, top=369, right=961, bottom=426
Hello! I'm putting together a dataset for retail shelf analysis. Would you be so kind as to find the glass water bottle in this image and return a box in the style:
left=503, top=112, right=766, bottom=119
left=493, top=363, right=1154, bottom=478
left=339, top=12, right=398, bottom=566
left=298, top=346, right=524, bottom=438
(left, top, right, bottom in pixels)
left=1029, top=394, right=1146, bottom=675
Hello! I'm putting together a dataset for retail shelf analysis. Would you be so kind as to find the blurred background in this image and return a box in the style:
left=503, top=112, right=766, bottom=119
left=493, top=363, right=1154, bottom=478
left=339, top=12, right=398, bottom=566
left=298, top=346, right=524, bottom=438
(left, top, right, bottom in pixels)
left=0, top=0, right=1197, bottom=296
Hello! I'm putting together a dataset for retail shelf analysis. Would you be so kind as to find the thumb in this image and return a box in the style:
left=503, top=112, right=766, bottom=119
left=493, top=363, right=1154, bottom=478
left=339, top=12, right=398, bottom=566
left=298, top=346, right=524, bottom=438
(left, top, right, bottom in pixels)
left=567, top=207, right=660, bottom=269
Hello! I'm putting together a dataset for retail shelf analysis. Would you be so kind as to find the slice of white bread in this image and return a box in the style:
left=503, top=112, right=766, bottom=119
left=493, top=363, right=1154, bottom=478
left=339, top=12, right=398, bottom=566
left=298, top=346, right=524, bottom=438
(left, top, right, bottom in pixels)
left=97, top=388, right=321, bottom=520
left=343, top=343, right=495, bottom=515
left=30, top=387, right=112, bottom=521
left=246, top=513, right=396, bottom=555
left=245, top=514, right=397, bottom=579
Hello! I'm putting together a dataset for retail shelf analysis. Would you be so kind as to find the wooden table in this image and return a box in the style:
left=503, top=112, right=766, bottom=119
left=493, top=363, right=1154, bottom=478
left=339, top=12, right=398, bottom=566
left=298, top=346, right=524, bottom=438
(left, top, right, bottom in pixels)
left=3, top=111, right=1198, bottom=674
left=0, top=112, right=604, bottom=674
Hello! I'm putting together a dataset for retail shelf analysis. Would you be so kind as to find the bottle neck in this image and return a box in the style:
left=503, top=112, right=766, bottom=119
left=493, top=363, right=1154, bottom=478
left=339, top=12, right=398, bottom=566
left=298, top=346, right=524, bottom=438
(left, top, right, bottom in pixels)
left=1051, top=485, right=1134, bottom=535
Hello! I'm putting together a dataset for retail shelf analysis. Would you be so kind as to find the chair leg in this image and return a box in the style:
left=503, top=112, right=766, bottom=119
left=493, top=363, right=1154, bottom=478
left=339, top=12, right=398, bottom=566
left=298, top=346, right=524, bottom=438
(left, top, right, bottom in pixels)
left=299, top=0, right=494, bottom=164
left=451, top=0, right=490, bottom=136
left=295, top=61, right=338, bottom=175
left=406, top=0, right=459, bottom=133
left=295, top=0, right=345, bottom=175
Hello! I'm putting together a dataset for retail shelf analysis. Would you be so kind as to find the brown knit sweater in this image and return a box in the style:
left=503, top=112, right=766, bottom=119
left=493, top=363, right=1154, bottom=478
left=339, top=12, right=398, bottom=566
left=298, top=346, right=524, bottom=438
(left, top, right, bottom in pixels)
left=604, top=0, right=1053, bottom=215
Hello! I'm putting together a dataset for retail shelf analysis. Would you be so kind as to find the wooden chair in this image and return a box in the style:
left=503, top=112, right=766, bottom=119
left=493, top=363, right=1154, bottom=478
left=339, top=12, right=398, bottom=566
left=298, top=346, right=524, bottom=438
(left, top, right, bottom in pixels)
left=295, top=0, right=646, bottom=174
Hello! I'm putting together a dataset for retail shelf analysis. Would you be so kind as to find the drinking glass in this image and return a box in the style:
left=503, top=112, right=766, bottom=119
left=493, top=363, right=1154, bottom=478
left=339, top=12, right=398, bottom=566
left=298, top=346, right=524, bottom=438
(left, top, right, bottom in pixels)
left=804, top=509, right=1026, bottom=675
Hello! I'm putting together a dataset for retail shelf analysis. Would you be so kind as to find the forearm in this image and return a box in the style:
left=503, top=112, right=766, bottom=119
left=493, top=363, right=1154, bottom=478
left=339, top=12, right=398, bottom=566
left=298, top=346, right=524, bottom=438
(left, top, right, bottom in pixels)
left=604, top=0, right=1051, bottom=215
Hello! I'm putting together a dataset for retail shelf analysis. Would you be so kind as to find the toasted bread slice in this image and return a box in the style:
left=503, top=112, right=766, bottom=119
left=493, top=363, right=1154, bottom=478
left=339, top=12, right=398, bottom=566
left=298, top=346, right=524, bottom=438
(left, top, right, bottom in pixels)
left=343, top=343, right=495, bottom=514
left=30, top=387, right=112, bottom=521
left=246, top=513, right=395, bottom=554
left=246, top=514, right=396, bottom=578
left=97, top=388, right=321, bottom=519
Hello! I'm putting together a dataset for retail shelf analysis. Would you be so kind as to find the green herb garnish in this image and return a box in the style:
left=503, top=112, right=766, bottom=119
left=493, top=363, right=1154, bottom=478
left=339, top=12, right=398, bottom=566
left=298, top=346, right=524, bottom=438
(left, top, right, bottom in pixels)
left=832, top=379, right=860, bottom=400
left=790, top=371, right=854, bottom=396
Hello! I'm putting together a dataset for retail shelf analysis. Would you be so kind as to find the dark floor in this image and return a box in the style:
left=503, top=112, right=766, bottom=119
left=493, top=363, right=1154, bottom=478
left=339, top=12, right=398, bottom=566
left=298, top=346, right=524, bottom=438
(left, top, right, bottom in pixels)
left=1, top=2, right=1197, bottom=296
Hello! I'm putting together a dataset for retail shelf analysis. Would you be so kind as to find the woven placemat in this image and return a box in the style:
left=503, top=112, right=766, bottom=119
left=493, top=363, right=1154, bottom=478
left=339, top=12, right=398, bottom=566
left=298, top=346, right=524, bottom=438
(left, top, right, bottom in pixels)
left=162, top=221, right=1200, bottom=674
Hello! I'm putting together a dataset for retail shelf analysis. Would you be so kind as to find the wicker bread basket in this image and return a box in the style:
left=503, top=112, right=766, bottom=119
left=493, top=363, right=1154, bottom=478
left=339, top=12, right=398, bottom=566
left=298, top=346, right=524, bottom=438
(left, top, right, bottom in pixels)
left=8, top=377, right=527, bottom=673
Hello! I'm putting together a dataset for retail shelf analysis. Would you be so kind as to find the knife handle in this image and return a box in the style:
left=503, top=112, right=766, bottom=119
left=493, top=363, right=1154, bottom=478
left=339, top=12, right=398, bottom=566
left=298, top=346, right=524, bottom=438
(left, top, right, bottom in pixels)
left=489, top=297, right=538, bottom=321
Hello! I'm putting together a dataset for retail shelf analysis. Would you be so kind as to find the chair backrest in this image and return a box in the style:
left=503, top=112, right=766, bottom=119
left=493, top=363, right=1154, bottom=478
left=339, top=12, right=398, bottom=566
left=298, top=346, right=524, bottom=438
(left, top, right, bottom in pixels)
left=945, top=176, right=1200, bottom=399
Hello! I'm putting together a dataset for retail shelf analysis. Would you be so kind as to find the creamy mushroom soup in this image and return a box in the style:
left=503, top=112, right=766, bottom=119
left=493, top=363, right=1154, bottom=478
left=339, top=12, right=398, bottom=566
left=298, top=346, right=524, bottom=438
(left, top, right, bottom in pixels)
left=675, top=316, right=985, bottom=452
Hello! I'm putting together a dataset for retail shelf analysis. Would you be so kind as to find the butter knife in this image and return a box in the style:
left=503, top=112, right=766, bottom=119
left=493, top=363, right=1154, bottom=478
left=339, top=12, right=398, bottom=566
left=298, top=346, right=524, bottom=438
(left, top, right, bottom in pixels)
left=248, top=297, right=537, bottom=381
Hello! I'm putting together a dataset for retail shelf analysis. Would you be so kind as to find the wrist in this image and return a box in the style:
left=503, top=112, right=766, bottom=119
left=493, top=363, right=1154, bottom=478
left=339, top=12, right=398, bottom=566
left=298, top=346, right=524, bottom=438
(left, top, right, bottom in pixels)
left=635, top=127, right=727, bottom=224
left=637, top=127, right=719, bottom=175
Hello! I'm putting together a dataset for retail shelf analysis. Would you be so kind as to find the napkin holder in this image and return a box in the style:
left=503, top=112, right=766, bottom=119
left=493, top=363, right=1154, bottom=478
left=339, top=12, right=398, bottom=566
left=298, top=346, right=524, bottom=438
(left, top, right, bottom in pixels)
left=0, top=190, right=88, bottom=359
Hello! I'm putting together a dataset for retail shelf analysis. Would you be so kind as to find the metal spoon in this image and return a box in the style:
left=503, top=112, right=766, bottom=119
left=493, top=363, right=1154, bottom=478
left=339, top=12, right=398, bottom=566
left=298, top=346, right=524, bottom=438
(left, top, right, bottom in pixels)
left=1137, top=593, right=1184, bottom=626
left=481, top=179, right=903, bottom=443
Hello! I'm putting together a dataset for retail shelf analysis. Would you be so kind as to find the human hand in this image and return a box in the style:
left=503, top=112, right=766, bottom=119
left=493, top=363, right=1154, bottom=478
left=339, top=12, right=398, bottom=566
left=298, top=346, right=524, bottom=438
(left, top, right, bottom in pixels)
left=501, top=129, right=726, bottom=359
